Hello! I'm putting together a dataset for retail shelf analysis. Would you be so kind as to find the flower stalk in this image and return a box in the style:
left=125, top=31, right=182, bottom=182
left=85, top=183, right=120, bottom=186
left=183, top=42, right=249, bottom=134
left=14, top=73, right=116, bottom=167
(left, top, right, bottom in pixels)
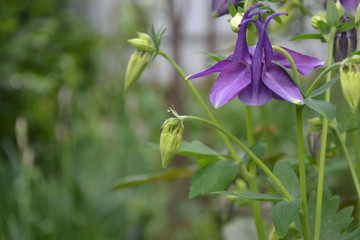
left=179, top=115, right=294, bottom=201
left=314, top=26, right=337, bottom=240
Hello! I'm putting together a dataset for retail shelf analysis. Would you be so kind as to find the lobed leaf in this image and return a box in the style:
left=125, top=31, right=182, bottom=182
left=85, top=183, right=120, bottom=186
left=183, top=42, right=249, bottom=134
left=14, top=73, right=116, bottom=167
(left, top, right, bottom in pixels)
left=272, top=199, right=302, bottom=238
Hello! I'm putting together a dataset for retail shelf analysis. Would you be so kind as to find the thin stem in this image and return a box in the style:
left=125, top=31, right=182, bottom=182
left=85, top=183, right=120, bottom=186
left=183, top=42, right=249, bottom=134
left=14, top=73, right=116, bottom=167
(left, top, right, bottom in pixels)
left=158, top=50, right=242, bottom=163
left=305, top=62, right=343, bottom=98
left=313, top=27, right=337, bottom=240
left=333, top=127, right=360, bottom=201
left=260, top=105, right=273, bottom=151
left=180, top=115, right=294, bottom=201
left=244, top=0, right=254, bottom=11
left=352, top=114, right=360, bottom=173
left=245, top=106, right=267, bottom=240
left=295, top=105, right=311, bottom=240
left=272, top=46, right=300, bottom=86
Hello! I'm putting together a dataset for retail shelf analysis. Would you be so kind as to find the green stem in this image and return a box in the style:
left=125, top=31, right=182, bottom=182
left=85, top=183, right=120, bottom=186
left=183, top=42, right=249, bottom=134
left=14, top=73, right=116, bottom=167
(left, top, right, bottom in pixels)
left=272, top=46, right=300, bottom=87
left=245, top=106, right=267, bottom=240
left=305, top=62, right=343, bottom=98
left=332, top=127, right=360, bottom=202
left=352, top=114, right=360, bottom=174
left=295, top=105, right=311, bottom=240
left=260, top=105, right=273, bottom=151
left=313, top=27, right=337, bottom=240
left=244, top=0, right=254, bottom=11
left=158, top=50, right=242, bottom=163
left=180, top=115, right=294, bottom=201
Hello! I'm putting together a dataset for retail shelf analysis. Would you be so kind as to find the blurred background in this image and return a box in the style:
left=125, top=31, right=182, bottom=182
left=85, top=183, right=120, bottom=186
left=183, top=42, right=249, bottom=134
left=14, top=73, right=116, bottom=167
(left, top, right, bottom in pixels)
left=0, top=0, right=356, bottom=239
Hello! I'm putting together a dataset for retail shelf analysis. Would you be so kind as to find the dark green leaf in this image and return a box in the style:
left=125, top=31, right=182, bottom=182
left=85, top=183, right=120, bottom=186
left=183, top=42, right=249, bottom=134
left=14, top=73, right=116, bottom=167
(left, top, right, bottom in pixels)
left=309, top=75, right=340, bottom=97
left=227, top=0, right=237, bottom=17
left=273, top=161, right=300, bottom=198
left=201, top=52, right=227, bottom=62
left=304, top=98, right=336, bottom=121
left=212, top=191, right=285, bottom=202
left=113, top=167, right=196, bottom=190
left=272, top=199, right=302, bottom=238
left=337, top=22, right=356, bottom=32
left=326, top=0, right=340, bottom=27
left=308, top=189, right=354, bottom=240
left=242, top=143, right=267, bottom=163
left=188, top=159, right=239, bottom=199
left=349, top=50, right=360, bottom=57
left=290, top=34, right=325, bottom=41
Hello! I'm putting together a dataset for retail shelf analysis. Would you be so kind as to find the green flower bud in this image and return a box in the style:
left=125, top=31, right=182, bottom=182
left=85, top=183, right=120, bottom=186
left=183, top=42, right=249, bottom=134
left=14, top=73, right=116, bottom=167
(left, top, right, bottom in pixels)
left=311, top=15, right=327, bottom=29
left=340, top=64, right=360, bottom=113
left=125, top=51, right=151, bottom=89
left=230, top=13, right=244, bottom=33
left=128, top=32, right=155, bottom=52
left=160, top=118, right=184, bottom=168
left=356, top=4, right=360, bottom=25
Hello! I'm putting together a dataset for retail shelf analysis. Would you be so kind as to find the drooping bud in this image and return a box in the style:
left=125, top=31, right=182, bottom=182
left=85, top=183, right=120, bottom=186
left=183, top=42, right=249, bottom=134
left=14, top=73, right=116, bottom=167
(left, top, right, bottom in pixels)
left=307, top=130, right=322, bottom=160
left=160, top=118, right=184, bottom=168
left=128, top=32, right=155, bottom=52
left=340, top=63, right=360, bottom=112
left=333, top=16, right=357, bottom=62
left=230, top=12, right=244, bottom=32
left=124, top=51, right=151, bottom=89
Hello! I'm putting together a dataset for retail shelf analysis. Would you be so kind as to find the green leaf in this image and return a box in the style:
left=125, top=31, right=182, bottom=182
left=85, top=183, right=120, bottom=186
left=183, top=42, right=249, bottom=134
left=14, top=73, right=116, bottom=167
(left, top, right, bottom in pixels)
left=148, top=140, right=224, bottom=158
left=308, top=189, right=354, bottom=240
left=304, top=98, right=336, bottom=121
left=242, top=143, right=267, bottom=163
left=290, top=33, right=325, bottom=41
left=326, top=0, right=340, bottom=27
left=337, top=22, right=356, bottom=32
left=227, top=0, right=237, bottom=17
left=212, top=191, right=285, bottom=202
left=339, top=227, right=360, bottom=240
left=112, top=167, right=196, bottom=190
left=273, top=161, right=300, bottom=198
left=188, top=159, right=239, bottom=199
left=178, top=140, right=222, bottom=157
left=309, top=74, right=340, bottom=98
left=272, top=199, right=302, bottom=238
left=201, top=52, right=227, bottom=62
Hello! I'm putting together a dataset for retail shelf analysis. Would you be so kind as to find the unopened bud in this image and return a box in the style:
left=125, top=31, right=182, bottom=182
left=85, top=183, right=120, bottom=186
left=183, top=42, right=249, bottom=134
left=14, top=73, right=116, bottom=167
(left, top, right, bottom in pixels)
left=125, top=51, right=151, bottom=89
left=160, top=118, right=184, bottom=168
left=356, top=4, right=360, bottom=24
left=340, top=64, right=360, bottom=112
left=335, top=1, right=343, bottom=16
left=311, top=15, right=327, bottom=29
left=307, top=130, right=322, bottom=160
left=128, top=32, right=155, bottom=52
left=230, top=12, right=244, bottom=32
left=333, top=16, right=357, bottom=62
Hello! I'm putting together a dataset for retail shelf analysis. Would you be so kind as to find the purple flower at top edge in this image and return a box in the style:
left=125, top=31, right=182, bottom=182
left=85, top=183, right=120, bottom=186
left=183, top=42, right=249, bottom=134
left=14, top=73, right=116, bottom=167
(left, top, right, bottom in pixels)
left=188, top=4, right=324, bottom=107
left=324, top=0, right=359, bottom=11
left=212, top=0, right=241, bottom=17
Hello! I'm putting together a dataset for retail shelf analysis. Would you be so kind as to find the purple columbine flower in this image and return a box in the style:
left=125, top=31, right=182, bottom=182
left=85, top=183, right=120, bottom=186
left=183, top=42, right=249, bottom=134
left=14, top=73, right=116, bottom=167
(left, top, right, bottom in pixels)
left=188, top=4, right=324, bottom=107
left=334, top=16, right=357, bottom=61
left=212, top=0, right=241, bottom=17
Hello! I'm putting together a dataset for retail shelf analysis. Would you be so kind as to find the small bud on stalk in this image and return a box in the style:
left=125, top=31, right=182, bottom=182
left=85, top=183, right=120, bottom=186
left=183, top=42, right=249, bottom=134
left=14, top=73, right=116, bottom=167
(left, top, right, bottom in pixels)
left=160, top=118, right=184, bottom=169
left=340, top=63, right=360, bottom=113
left=124, top=51, right=152, bottom=89
left=128, top=32, right=155, bottom=52
left=230, top=13, right=244, bottom=33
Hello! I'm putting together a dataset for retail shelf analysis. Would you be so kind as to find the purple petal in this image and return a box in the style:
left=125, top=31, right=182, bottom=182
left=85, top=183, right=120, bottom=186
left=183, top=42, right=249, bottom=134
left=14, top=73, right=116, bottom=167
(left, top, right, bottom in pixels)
left=209, top=62, right=251, bottom=108
left=262, top=64, right=304, bottom=104
left=238, top=81, right=273, bottom=106
left=212, top=0, right=240, bottom=17
left=274, top=47, right=324, bottom=75
left=340, top=0, right=359, bottom=11
left=187, top=59, right=231, bottom=80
